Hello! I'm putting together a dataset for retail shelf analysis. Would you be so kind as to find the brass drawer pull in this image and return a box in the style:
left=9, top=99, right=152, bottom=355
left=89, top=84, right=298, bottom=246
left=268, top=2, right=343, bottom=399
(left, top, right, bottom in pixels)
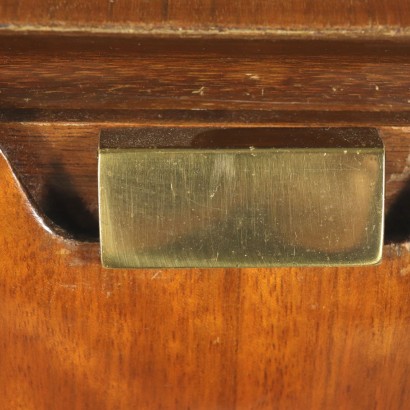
left=99, top=128, right=384, bottom=268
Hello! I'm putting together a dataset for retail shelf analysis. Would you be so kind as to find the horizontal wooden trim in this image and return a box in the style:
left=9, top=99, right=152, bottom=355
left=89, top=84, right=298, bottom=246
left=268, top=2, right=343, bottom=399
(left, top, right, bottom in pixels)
left=1, top=25, right=410, bottom=40
left=0, top=35, right=409, bottom=113
left=1, top=109, right=410, bottom=126
left=0, top=0, right=409, bottom=39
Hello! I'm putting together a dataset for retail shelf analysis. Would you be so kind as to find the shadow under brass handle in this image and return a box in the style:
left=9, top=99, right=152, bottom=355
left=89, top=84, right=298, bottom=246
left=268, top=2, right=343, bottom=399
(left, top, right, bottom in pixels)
left=98, top=127, right=384, bottom=268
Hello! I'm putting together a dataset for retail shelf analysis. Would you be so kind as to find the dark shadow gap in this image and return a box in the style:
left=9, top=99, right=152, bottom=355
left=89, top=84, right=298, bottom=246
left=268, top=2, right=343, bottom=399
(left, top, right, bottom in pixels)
left=385, top=179, right=410, bottom=244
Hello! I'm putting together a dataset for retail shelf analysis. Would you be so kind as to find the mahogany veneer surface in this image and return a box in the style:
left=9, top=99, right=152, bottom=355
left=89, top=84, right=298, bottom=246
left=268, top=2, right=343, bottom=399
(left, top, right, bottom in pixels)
left=0, top=150, right=409, bottom=410
left=0, top=13, right=409, bottom=408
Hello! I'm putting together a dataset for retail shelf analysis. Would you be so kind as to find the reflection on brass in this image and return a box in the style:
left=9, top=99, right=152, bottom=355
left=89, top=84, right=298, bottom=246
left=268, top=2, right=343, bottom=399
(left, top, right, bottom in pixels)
left=99, top=128, right=384, bottom=268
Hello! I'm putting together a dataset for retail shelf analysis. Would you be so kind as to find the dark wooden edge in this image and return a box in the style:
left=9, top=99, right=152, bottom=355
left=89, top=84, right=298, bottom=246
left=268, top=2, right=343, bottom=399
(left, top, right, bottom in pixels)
left=100, top=127, right=383, bottom=149
left=1, top=33, right=409, bottom=55
left=1, top=110, right=410, bottom=126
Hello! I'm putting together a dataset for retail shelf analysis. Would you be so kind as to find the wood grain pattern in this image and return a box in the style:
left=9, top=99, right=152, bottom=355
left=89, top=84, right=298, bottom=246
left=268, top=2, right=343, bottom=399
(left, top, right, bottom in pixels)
left=0, top=0, right=409, bottom=37
left=0, top=148, right=409, bottom=409
left=0, top=11, right=409, bottom=407
left=0, top=36, right=409, bottom=113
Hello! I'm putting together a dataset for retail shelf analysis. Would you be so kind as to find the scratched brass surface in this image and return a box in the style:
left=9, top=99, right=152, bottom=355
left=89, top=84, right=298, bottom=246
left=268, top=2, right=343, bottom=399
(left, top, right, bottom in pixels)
left=99, top=133, right=384, bottom=268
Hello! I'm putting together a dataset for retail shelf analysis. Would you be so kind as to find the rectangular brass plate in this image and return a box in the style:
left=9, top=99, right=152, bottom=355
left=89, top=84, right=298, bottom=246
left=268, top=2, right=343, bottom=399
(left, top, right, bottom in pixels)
left=99, top=128, right=384, bottom=268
